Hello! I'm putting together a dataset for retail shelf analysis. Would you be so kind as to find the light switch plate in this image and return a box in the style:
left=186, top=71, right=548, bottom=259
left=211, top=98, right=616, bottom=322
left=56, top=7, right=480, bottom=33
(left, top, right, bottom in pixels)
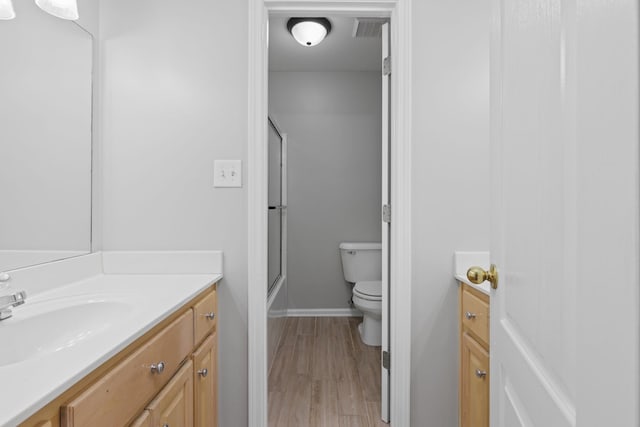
left=214, top=160, right=242, bottom=188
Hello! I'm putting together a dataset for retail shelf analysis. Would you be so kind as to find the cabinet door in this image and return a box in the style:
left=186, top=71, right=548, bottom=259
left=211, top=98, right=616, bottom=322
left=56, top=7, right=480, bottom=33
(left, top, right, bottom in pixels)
left=193, top=333, right=217, bottom=427
left=148, top=360, right=194, bottom=427
left=461, top=332, right=489, bottom=427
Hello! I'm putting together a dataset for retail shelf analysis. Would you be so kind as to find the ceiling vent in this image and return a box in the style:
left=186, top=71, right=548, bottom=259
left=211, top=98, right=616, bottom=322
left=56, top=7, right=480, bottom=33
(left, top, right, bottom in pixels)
left=352, top=18, right=387, bottom=38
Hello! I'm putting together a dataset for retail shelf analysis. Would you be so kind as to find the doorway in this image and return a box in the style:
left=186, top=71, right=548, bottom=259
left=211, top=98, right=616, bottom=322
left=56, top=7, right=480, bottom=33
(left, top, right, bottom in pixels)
left=247, top=2, right=412, bottom=426
left=267, top=13, right=389, bottom=425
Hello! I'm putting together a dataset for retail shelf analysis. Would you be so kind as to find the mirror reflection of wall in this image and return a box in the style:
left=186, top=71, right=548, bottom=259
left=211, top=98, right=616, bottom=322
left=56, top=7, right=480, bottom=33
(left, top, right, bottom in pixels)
left=0, top=0, right=92, bottom=272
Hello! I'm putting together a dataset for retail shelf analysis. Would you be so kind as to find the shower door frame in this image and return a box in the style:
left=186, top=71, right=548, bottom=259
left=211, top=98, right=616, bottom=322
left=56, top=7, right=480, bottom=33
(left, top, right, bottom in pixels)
left=248, top=1, right=413, bottom=426
left=267, top=116, right=287, bottom=300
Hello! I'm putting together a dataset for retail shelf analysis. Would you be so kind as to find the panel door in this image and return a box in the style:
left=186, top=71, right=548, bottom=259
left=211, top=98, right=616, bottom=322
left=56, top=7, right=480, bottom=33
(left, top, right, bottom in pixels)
left=489, top=0, right=640, bottom=415
left=380, top=21, right=391, bottom=424
left=490, top=0, right=577, bottom=424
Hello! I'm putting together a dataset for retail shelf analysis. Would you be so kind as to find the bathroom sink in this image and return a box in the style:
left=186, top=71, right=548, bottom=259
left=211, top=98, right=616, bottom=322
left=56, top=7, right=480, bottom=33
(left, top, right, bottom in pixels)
left=0, top=298, right=133, bottom=367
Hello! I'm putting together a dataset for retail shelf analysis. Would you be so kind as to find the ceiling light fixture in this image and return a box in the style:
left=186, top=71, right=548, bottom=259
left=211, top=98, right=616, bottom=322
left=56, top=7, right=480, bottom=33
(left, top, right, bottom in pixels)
left=287, top=18, right=331, bottom=47
left=0, top=0, right=15, bottom=20
left=35, top=0, right=79, bottom=20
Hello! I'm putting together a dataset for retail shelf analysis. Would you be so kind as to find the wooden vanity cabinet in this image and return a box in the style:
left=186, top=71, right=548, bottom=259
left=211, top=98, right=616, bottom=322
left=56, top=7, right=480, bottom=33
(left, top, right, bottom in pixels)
left=459, top=283, right=490, bottom=427
left=19, top=283, right=218, bottom=427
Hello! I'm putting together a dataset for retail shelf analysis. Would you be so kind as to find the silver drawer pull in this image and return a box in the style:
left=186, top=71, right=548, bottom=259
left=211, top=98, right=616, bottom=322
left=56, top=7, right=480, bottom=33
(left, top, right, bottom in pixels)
left=163, top=424, right=169, bottom=427
left=475, top=369, right=487, bottom=379
left=150, top=361, right=165, bottom=374
left=198, top=368, right=209, bottom=378
left=203, top=312, right=215, bottom=320
left=465, top=311, right=477, bottom=320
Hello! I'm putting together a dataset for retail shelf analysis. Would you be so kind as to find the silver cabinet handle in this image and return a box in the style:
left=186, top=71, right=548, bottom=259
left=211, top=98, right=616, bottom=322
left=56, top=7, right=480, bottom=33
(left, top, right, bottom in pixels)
left=163, top=424, right=169, bottom=427
left=203, top=312, right=215, bottom=320
left=150, top=361, right=165, bottom=374
left=465, top=311, right=477, bottom=320
left=475, top=369, right=487, bottom=379
left=198, top=368, right=208, bottom=378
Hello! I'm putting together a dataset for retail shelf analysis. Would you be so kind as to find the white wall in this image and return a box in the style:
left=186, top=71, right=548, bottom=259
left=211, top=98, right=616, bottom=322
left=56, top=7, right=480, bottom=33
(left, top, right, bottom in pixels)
left=269, top=71, right=382, bottom=310
left=99, top=0, right=490, bottom=424
left=99, top=1, right=249, bottom=425
left=410, top=0, right=491, bottom=425
left=77, top=0, right=99, bottom=35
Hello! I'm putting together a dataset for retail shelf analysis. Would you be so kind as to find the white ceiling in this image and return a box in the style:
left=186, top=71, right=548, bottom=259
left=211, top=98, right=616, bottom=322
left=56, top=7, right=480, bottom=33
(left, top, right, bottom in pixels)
left=268, top=15, right=382, bottom=72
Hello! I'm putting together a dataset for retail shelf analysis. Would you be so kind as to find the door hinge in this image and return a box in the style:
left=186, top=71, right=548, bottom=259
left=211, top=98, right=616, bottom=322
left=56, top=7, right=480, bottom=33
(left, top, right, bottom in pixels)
left=382, top=351, right=390, bottom=370
left=383, top=56, right=391, bottom=76
left=382, top=204, right=391, bottom=223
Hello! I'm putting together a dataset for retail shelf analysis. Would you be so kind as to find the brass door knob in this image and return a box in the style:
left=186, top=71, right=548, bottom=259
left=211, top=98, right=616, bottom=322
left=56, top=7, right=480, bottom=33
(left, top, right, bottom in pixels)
left=467, top=264, right=499, bottom=290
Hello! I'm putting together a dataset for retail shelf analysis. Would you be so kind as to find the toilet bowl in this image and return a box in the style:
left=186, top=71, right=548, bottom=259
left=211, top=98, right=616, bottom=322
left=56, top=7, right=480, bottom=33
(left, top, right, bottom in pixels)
left=339, top=242, right=383, bottom=347
left=352, top=280, right=382, bottom=346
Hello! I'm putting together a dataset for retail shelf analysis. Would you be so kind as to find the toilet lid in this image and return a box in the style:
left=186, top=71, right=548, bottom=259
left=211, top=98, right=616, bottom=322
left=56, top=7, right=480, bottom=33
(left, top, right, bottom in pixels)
left=354, top=280, right=382, bottom=298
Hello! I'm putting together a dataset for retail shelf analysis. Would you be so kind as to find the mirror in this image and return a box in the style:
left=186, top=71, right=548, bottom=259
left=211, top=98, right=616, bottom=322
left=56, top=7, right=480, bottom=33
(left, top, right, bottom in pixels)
left=0, top=1, right=93, bottom=272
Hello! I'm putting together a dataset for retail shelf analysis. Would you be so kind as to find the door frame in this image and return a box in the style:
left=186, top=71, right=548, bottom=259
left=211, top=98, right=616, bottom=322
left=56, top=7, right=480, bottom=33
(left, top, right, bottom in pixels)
left=247, top=0, right=413, bottom=426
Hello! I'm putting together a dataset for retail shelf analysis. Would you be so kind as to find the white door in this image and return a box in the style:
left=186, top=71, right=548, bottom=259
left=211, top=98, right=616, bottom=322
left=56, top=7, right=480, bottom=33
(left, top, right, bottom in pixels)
left=490, top=0, right=639, bottom=426
left=490, top=0, right=577, bottom=423
left=380, top=21, right=390, bottom=424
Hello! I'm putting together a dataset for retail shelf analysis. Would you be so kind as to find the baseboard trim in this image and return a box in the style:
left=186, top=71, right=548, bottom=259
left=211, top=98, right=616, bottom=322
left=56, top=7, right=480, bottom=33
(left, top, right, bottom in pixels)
left=287, top=308, right=362, bottom=317
left=269, top=308, right=288, bottom=318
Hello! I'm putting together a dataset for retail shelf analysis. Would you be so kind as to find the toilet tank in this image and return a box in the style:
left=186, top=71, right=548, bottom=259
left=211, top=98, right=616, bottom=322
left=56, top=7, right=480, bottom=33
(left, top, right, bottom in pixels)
left=339, top=242, right=382, bottom=283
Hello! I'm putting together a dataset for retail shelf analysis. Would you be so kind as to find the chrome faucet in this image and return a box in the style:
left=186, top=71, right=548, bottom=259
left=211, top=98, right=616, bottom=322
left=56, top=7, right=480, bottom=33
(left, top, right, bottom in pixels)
left=0, top=290, right=27, bottom=321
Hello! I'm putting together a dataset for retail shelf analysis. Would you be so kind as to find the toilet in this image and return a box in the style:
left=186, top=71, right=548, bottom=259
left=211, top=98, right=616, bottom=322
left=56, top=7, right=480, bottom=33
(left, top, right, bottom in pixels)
left=339, top=242, right=383, bottom=346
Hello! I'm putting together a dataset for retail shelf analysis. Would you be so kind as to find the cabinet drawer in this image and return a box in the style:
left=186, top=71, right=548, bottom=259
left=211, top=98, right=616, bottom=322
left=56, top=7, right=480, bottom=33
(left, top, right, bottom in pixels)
left=61, top=310, right=194, bottom=427
left=194, top=288, right=217, bottom=345
left=461, top=287, right=489, bottom=346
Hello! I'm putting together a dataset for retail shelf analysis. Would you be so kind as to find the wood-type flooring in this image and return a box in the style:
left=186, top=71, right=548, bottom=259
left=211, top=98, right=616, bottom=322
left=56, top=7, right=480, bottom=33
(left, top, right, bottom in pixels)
left=268, top=317, right=387, bottom=427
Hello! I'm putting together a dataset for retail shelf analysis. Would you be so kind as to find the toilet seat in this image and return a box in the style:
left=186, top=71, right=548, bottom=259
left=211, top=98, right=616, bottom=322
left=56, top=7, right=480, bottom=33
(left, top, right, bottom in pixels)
left=353, top=280, right=382, bottom=301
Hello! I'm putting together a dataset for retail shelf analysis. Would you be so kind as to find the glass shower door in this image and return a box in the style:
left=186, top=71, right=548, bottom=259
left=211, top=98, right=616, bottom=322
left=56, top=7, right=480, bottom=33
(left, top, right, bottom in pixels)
left=268, top=118, right=285, bottom=294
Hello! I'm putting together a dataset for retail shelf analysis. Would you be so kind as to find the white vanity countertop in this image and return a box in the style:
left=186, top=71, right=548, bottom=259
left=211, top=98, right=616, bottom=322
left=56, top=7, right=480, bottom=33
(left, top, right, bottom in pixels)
left=0, top=270, right=222, bottom=426
left=454, top=251, right=491, bottom=296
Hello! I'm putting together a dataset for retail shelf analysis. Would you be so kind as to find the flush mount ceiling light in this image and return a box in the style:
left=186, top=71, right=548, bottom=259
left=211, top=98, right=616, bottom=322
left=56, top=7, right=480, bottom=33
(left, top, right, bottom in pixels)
left=0, top=0, right=15, bottom=20
left=35, top=0, right=79, bottom=20
left=287, top=18, right=331, bottom=47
